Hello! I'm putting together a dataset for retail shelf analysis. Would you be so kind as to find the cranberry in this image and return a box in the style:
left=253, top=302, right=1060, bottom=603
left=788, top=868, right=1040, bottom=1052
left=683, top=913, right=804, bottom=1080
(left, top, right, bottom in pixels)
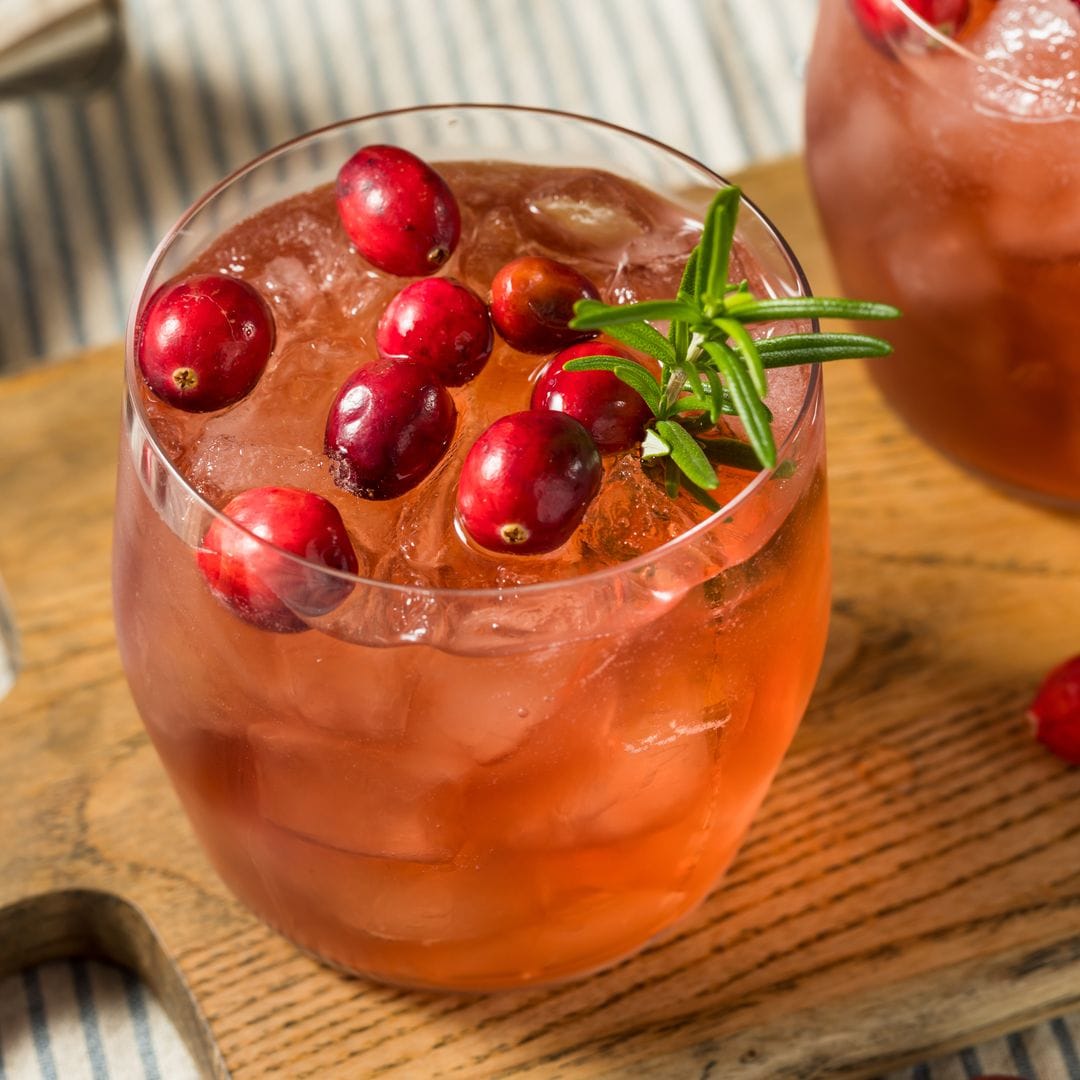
left=325, top=360, right=456, bottom=500
left=336, top=145, right=460, bottom=277
left=1028, top=654, right=1080, bottom=765
left=490, top=256, right=600, bottom=354
left=137, top=274, right=274, bottom=412
left=850, top=0, right=969, bottom=46
left=531, top=341, right=653, bottom=453
left=198, top=487, right=358, bottom=633
left=457, top=411, right=602, bottom=555
left=376, top=277, right=493, bottom=387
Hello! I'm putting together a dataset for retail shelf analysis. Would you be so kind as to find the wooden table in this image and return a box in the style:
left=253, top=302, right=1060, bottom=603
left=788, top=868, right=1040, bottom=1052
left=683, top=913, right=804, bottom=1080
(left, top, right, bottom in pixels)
left=1, top=158, right=1078, bottom=1079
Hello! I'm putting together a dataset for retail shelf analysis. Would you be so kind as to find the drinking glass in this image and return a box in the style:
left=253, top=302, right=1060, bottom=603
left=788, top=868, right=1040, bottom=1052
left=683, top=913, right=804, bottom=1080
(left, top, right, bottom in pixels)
left=805, top=0, right=1080, bottom=508
left=113, top=105, right=830, bottom=990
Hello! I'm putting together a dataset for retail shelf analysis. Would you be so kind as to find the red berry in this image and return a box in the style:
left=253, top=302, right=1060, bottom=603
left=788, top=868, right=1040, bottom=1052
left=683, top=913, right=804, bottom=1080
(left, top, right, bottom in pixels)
left=490, top=256, right=600, bottom=354
left=457, top=411, right=602, bottom=555
left=336, top=145, right=460, bottom=277
left=325, top=360, right=456, bottom=500
left=376, top=277, right=493, bottom=387
left=850, top=0, right=969, bottom=46
left=198, top=487, right=358, bottom=634
left=137, top=274, right=274, bottom=412
left=531, top=341, right=653, bottom=453
left=1028, top=654, right=1080, bottom=765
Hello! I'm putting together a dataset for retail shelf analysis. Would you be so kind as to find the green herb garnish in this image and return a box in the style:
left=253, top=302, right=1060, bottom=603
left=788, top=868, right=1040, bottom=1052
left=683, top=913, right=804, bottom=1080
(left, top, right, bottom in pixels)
left=565, top=185, right=899, bottom=506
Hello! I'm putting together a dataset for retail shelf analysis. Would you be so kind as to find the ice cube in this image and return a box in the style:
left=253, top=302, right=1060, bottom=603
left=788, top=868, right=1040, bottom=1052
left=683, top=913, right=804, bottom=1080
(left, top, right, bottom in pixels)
left=183, top=434, right=328, bottom=506
left=258, top=255, right=324, bottom=323
left=269, top=638, right=413, bottom=741
left=604, top=227, right=700, bottom=305
left=967, top=0, right=1080, bottom=120
left=250, top=720, right=464, bottom=861
left=600, top=582, right=756, bottom=741
left=249, top=824, right=537, bottom=944
left=454, top=205, right=533, bottom=295
left=510, top=727, right=714, bottom=850
left=364, top=553, right=446, bottom=644
left=524, top=887, right=687, bottom=962
left=524, top=173, right=651, bottom=255
left=392, top=451, right=463, bottom=573
left=577, top=454, right=705, bottom=564
left=409, top=641, right=591, bottom=765
left=354, top=861, right=534, bottom=943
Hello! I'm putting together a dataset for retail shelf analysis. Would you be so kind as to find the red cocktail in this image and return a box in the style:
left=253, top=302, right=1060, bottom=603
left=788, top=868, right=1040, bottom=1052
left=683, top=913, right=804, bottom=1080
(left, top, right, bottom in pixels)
left=114, top=107, right=831, bottom=990
left=806, top=0, right=1080, bottom=507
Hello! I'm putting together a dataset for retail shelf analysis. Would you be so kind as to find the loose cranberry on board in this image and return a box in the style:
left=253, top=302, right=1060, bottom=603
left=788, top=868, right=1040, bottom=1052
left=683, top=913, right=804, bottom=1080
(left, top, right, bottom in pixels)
left=1028, top=654, right=1080, bottom=765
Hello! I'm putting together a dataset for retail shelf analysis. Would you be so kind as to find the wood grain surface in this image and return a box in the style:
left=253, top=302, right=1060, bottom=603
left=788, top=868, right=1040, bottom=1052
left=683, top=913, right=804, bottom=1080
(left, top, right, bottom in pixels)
left=1, top=157, right=1078, bottom=1079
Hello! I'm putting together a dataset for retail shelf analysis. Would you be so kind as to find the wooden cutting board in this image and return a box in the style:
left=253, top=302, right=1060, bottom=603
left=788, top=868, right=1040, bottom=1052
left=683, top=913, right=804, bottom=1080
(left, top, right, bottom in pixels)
left=1, top=157, right=1078, bottom=1080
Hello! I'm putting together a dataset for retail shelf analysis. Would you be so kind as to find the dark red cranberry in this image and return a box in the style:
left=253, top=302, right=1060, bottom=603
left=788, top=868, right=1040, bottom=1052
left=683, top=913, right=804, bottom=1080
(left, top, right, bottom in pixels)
left=850, top=0, right=969, bottom=47
left=325, top=359, right=456, bottom=500
left=376, top=277, right=493, bottom=387
left=336, top=145, right=460, bottom=277
left=1028, top=654, right=1080, bottom=766
left=457, top=411, right=602, bottom=555
left=198, top=487, right=358, bottom=633
left=490, top=256, right=600, bottom=354
left=531, top=341, right=653, bottom=453
left=137, top=274, right=274, bottom=412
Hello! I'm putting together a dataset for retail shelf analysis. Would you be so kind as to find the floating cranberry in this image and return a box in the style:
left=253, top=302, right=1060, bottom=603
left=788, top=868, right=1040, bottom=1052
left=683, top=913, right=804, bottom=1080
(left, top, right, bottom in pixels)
left=457, top=411, right=602, bottom=555
left=336, top=145, right=461, bottom=277
left=325, top=360, right=456, bottom=500
left=850, top=0, right=969, bottom=47
left=490, top=255, right=600, bottom=354
left=137, top=274, right=274, bottom=412
left=198, top=487, right=358, bottom=633
left=376, top=277, right=493, bottom=387
left=1028, top=654, right=1080, bottom=766
left=531, top=341, right=653, bottom=453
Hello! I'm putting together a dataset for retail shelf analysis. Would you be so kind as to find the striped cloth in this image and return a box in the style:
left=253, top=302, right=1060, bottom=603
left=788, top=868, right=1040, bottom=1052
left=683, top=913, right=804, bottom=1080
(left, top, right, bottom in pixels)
left=3, top=963, right=1080, bottom=1080
left=1, top=2, right=1078, bottom=1079
left=0, top=961, right=194, bottom=1080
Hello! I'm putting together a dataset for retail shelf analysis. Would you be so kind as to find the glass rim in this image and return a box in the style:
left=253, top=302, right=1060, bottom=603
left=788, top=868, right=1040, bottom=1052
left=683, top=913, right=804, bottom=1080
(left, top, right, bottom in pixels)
left=124, top=103, right=823, bottom=600
left=883, top=0, right=1080, bottom=115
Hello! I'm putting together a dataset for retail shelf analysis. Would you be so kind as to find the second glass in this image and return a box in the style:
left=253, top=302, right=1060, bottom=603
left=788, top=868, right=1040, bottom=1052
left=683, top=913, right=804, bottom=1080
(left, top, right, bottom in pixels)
left=806, top=0, right=1080, bottom=508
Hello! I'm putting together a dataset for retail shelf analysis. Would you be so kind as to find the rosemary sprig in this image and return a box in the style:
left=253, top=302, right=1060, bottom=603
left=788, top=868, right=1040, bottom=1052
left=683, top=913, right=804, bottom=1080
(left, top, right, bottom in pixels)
left=564, top=184, right=899, bottom=506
